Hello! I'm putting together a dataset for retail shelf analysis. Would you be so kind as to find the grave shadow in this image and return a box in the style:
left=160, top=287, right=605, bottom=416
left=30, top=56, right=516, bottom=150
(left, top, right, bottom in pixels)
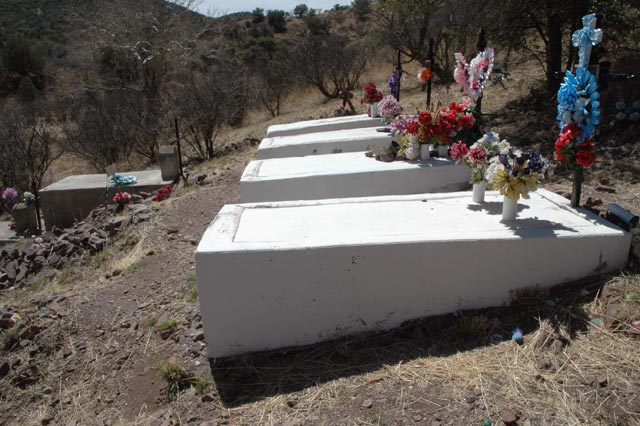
left=466, top=201, right=530, bottom=215
left=209, top=275, right=607, bottom=407
left=466, top=202, right=580, bottom=238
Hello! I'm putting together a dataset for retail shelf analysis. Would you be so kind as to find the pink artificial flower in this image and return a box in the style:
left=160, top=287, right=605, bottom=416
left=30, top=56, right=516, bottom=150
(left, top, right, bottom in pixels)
left=2, top=187, right=18, bottom=200
left=450, top=141, right=469, bottom=161
left=468, top=146, right=486, bottom=164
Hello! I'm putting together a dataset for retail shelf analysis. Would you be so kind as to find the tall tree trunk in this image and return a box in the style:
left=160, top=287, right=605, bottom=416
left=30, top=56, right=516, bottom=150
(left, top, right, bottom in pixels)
left=546, top=12, right=563, bottom=93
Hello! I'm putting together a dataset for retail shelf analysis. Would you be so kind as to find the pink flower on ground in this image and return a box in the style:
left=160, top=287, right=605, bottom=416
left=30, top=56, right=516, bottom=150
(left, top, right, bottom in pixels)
left=468, top=146, right=486, bottom=164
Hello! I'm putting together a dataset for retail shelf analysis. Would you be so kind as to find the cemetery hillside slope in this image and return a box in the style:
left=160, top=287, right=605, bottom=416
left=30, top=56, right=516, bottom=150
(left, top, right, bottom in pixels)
left=1, top=69, right=640, bottom=424
left=1, top=2, right=640, bottom=426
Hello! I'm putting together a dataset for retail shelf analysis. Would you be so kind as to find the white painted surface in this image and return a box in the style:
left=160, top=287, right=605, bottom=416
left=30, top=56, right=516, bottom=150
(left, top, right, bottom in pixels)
left=196, top=189, right=631, bottom=358
left=257, top=127, right=393, bottom=160
left=40, top=170, right=170, bottom=191
left=266, top=114, right=381, bottom=137
left=241, top=152, right=471, bottom=202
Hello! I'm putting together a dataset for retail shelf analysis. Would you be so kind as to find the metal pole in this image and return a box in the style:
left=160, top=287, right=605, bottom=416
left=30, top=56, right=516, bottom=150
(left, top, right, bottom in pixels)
left=426, top=38, right=434, bottom=106
left=174, top=116, right=185, bottom=180
left=395, top=49, right=403, bottom=101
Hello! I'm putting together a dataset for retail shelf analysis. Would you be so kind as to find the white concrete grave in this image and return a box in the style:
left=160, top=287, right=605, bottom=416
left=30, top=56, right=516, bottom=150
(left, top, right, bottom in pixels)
left=257, top=127, right=393, bottom=160
left=196, top=189, right=631, bottom=359
left=266, top=114, right=381, bottom=137
left=241, top=152, right=471, bottom=203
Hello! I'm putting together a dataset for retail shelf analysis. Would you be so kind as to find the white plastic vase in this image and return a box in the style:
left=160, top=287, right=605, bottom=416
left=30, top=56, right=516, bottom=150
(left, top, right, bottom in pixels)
left=405, top=135, right=420, bottom=160
left=472, top=181, right=486, bottom=203
left=502, top=195, right=518, bottom=221
left=369, top=103, right=380, bottom=118
left=420, top=144, right=431, bottom=161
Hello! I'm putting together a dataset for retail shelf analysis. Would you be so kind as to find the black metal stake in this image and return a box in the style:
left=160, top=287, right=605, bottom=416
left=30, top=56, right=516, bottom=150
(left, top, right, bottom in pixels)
left=395, top=49, right=403, bottom=101
left=174, top=116, right=185, bottom=181
left=426, top=38, right=434, bottom=106
left=571, top=167, right=584, bottom=207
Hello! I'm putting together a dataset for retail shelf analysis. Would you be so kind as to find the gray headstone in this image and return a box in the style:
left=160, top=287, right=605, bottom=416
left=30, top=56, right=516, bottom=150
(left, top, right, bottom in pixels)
left=159, top=145, right=179, bottom=181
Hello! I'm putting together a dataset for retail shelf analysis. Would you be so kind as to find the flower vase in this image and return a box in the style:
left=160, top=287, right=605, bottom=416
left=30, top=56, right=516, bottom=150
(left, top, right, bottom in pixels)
left=472, top=181, right=486, bottom=203
left=369, top=103, right=380, bottom=118
left=570, top=167, right=584, bottom=208
left=502, top=196, right=518, bottom=221
left=420, top=144, right=431, bottom=161
left=437, top=144, right=448, bottom=157
left=405, top=135, right=420, bottom=160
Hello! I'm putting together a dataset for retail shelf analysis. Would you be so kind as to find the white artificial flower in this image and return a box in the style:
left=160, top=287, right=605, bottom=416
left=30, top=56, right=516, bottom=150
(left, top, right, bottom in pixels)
left=616, top=112, right=627, bottom=121
left=484, top=159, right=502, bottom=182
left=615, top=101, right=626, bottom=110
left=498, top=140, right=510, bottom=155
left=629, top=112, right=640, bottom=122
left=573, top=111, right=585, bottom=123
left=633, top=100, right=640, bottom=110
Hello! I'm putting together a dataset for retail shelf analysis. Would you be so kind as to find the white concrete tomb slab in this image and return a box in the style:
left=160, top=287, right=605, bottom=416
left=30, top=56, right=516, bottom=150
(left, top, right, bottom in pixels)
left=196, top=189, right=630, bottom=359
left=241, top=152, right=471, bottom=203
left=257, top=127, right=393, bottom=160
left=266, top=114, right=381, bottom=137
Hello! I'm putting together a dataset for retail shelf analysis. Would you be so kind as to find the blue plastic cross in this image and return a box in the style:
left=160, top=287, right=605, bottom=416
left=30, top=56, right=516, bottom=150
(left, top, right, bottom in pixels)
left=572, top=14, right=603, bottom=69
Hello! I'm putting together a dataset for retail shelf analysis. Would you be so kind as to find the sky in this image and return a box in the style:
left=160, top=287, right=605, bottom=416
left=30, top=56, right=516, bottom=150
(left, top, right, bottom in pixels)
left=195, top=0, right=352, bottom=15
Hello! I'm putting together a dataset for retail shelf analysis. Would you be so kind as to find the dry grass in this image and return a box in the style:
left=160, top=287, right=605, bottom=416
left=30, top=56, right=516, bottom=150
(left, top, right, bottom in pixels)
left=108, top=226, right=148, bottom=275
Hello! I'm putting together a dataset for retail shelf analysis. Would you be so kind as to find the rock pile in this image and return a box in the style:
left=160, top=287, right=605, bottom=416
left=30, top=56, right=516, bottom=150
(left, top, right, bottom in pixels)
left=0, top=199, right=156, bottom=289
left=0, top=222, right=109, bottom=289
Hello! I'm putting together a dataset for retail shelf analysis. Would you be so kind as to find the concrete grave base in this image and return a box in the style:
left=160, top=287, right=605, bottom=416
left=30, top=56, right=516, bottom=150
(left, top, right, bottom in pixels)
left=266, top=114, right=381, bottom=137
left=196, top=189, right=631, bottom=359
left=257, top=127, right=393, bottom=160
left=40, top=170, right=172, bottom=230
left=241, top=152, right=471, bottom=203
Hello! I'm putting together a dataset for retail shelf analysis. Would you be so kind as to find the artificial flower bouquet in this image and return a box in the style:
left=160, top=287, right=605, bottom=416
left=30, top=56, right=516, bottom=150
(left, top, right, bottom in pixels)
left=155, top=184, right=173, bottom=202
left=113, top=191, right=131, bottom=209
left=485, top=148, right=548, bottom=201
left=361, top=82, right=383, bottom=105
left=332, top=104, right=355, bottom=117
left=387, top=73, right=400, bottom=100
left=554, top=123, right=595, bottom=169
left=451, top=132, right=509, bottom=184
left=454, top=48, right=495, bottom=102
left=418, top=68, right=432, bottom=82
left=378, top=95, right=404, bottom=123
left=406, top=101, right=475, bottom=146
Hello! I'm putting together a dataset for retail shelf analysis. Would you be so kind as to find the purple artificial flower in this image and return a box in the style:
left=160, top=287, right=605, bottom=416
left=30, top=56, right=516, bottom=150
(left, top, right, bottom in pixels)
left=2, top=187, right=18, bottom=200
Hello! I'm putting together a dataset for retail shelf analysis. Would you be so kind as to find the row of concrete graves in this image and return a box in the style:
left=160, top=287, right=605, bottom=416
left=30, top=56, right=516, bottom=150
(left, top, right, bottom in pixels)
left=37, top=146, right=180, bottom=231
left=196, top=115, right=632, bottom=359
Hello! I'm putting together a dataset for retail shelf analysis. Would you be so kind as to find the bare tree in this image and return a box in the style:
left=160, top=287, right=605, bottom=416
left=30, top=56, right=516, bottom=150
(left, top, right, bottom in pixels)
left=174, top=63, right=250, bottom=160
left=0, top=103, right=63, bottom=230
left=293, top=35, right=368, bottom=99
left=63, top=91, right=137, bottom=172
left=81, top=0, right=208, bottom=161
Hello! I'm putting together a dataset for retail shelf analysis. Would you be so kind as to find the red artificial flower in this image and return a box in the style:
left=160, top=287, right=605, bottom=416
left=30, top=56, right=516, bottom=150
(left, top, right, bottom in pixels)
left=406, top=120, right=420, bottom=135
left=458, top=114, right=474, bottom=129
left=419, top=69, right=432, bottom=82
left=576, top=149, right=595, bottom=167
left=468, top=146, right=486, bottom=164
left=418, top=111, right=432, bottom=124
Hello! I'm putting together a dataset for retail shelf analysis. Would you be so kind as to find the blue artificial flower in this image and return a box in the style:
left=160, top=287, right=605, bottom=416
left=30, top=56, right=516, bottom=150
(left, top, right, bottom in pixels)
left=512, top=328, right=524, bottom=344
left=557, top=68, right=600, bottom=141
left=387, top=73, right=400, bottom=100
